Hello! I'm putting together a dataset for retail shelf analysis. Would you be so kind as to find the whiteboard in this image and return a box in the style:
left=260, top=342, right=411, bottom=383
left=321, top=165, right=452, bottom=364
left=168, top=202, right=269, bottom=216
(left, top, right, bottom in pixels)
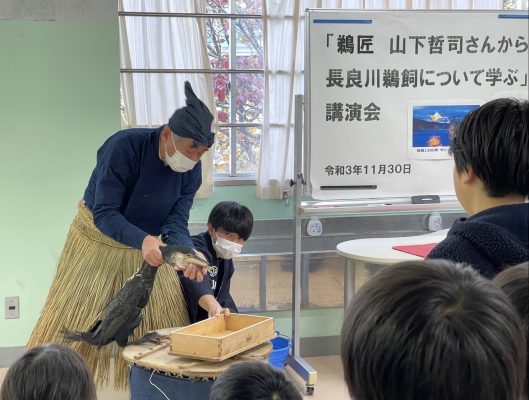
left=305, top=10, right=529, bottom=200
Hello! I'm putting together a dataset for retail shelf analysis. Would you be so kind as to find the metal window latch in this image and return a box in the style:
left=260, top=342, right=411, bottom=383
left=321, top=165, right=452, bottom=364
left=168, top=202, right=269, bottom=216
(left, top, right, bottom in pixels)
left=282, top=189, right=290, bottom=207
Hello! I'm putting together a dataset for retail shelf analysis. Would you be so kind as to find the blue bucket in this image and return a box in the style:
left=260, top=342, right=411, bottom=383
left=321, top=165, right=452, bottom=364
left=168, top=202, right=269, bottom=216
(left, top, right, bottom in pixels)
left=269, top=333, right=291, bottom=369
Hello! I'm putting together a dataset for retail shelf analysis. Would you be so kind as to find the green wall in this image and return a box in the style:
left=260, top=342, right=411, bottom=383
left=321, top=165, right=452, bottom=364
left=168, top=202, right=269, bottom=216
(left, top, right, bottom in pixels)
left=0, top=20, right=299, bottom=348
left=191, top=185, right=293, bottom=222
left=0, top=20, right=121, bottom=347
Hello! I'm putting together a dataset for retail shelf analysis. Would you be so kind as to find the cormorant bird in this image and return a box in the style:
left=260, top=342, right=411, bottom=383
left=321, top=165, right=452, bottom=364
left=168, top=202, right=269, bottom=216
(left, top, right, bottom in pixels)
left=62, top=244, right=212, bottom=347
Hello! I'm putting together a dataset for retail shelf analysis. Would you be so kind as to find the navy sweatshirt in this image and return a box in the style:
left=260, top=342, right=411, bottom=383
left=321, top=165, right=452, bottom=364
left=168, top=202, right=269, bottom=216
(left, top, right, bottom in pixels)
left=178, top=231, right=237, bottom=323
left=427, top=203, right=529, bottom=278
left=83, top=127, right=202, bottom=249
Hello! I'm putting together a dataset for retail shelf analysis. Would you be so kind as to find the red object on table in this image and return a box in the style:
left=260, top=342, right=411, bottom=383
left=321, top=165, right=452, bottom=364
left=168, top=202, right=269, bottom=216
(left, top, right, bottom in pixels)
left=392, top=243, right=438, bottom=258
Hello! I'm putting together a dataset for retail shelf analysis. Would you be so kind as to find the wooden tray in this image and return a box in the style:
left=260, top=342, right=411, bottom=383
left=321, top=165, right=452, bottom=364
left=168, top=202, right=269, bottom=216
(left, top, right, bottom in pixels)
left=169, top=314, right=275, bottom=361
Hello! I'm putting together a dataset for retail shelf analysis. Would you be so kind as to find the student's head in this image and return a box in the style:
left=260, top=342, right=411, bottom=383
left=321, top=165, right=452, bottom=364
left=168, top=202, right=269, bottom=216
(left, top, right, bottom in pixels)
left=209, top=360, right=302, bottom=400
left=493, top=262, right=529, bottom=397
left=207, top=201, right=253, bottom=259
left=341, top=259, right=526, bottom=400
left=450, top=98, right=529, bottom=211
left=0, top=344, right=97, bottom=400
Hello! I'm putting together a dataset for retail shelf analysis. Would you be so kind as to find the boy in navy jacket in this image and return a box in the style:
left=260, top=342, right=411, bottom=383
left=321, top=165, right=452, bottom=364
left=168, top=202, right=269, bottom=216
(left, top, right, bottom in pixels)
left=428, top=98, right=529, bottom=277
left=178, top=202, right=253, bottom=323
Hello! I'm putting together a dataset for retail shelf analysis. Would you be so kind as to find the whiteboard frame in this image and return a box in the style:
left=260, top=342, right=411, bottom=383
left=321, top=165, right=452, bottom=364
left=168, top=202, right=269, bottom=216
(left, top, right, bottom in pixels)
left=303, top=9, right=528, bottom=203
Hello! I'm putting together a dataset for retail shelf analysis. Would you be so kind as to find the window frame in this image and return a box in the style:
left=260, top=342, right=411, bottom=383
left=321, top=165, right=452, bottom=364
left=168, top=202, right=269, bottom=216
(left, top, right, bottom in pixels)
left=118, top=6, right=264, bottom=183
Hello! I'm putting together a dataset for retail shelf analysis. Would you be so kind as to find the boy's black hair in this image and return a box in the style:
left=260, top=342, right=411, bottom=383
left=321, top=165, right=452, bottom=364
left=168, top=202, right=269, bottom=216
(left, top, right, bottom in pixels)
left=341, top=259, right=526, bottom=400
left=209, top=360, right=302, bottom=400
left=208, top=201, right=253, bottom=241
left=449, top=97, right=529, bottom=197
left=493, top=262, right=529, bottom=397
left=0, top=344, right=97, bottom=400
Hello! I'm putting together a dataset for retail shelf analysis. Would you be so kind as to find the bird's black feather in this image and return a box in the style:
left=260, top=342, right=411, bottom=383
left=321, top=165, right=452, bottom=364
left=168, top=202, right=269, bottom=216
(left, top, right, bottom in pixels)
left=62, top=244, right=197, bottom=347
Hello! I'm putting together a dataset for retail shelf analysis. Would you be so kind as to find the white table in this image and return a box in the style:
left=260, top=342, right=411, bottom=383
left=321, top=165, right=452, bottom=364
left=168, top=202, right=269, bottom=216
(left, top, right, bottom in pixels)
left=336, top=229, right=448, bottom=305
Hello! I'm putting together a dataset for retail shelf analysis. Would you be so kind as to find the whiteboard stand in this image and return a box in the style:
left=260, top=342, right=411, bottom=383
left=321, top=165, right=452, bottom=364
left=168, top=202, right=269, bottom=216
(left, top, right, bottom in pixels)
left=286, top=94, right=317, bottom=396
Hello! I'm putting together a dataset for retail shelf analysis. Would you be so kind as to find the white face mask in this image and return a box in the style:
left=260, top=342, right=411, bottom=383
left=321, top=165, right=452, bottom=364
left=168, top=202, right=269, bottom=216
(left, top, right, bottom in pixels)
left=164, top=135, right=197, bottom=173
left=213, top=235, right=243, bottom=260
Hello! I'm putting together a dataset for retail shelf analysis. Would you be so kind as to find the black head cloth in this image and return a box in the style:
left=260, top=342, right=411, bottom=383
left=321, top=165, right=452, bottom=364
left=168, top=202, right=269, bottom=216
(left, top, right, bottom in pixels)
left=168, top=81, right=215, bottom=148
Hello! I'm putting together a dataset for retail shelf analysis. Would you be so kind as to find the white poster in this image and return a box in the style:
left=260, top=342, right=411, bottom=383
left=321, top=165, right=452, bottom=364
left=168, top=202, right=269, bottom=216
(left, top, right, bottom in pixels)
left=306, top=10, right=529, bottom=200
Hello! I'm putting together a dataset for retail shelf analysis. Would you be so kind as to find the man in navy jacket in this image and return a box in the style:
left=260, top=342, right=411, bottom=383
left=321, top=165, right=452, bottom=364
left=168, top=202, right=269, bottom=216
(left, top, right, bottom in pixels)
left=27, top=82, right=215, bottom=388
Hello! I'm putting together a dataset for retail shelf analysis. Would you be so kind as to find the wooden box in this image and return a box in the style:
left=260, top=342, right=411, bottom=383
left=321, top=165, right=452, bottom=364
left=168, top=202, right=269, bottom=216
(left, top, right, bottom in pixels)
left=168, top=314, right=275, bottom=361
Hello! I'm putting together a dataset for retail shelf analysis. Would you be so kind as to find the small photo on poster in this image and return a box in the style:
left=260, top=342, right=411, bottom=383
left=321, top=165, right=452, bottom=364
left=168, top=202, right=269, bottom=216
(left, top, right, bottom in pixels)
left=408, top=103, right=479, bottom=160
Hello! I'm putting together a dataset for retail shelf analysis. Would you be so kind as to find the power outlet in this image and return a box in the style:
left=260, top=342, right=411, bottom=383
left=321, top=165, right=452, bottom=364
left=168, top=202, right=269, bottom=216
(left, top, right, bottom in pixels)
left=5, top=296, right=19, bottom=319
left=306, top=217, right=323, bottom=236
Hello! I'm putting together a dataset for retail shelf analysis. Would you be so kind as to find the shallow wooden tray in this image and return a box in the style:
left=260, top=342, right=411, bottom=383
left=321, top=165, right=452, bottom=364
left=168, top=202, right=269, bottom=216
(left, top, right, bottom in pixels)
left=169, top=314, right=275, bottom=361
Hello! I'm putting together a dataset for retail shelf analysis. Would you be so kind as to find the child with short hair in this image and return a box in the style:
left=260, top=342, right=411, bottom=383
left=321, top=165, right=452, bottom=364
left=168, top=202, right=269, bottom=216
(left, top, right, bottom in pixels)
left=427, top=98, right=529, bottom=277
left=1, top=344, right=97, bottom=400
left=493, top=262, right=529, bottom=398
left=341, top=259, right=526, bottom=400
left=178, top=201, right=253, bottom=322
left=209, top=360, right=302, bottom=400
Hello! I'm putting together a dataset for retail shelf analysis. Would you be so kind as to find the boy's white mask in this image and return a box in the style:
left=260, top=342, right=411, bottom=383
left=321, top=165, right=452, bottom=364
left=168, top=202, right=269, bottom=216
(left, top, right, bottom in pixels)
left=213, top=235, right=243, bottom=260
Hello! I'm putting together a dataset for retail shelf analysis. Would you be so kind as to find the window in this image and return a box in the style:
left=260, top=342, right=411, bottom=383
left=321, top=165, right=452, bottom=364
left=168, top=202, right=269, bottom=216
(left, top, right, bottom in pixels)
left=119, top=0, right=264, bottom=180
left=206, top=1, right=264, bottom=178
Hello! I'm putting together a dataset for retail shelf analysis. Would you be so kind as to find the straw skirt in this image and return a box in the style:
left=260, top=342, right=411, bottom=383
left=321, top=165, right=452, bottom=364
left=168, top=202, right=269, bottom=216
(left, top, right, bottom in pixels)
left=26, top=201, right=190, bottom=389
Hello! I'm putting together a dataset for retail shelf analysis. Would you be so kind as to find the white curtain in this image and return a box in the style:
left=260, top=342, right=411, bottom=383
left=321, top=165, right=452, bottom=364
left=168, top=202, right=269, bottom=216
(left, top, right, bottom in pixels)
left=119, top=0, right=216, bottom=198
left=257, top=0, right=518, bottom=199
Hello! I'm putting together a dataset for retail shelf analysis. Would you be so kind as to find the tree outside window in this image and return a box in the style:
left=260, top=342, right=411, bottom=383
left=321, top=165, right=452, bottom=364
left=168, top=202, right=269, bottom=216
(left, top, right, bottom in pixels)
left=119, top=0, right=264, bottom=180
left=206, top=0, right=264, bottom=177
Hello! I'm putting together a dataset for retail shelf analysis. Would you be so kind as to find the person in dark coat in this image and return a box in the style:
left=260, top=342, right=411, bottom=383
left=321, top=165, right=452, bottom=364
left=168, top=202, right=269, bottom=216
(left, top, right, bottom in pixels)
left=179, top=201, right=254, bottom=323
left=427, top=98, right=529, bottom=278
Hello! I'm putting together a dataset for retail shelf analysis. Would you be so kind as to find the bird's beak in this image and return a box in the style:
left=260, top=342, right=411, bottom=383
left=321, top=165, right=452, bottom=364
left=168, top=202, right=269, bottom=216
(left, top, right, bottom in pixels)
left=183, top=257, right=214, bottom=271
